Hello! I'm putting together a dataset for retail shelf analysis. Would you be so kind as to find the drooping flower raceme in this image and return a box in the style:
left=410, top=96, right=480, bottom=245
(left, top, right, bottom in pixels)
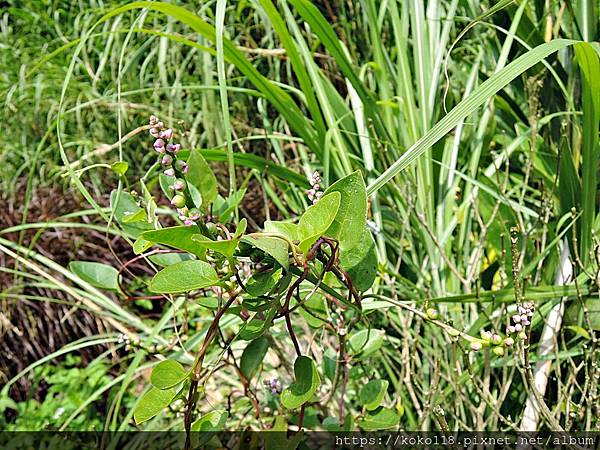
left=307, top=171, right=324, bottom=204
left=148, top=115, right=196, bottom=225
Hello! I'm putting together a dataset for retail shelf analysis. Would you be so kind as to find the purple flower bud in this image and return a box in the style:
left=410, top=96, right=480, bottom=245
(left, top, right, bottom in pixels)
left=171, top=194, right=186, bottom=208
left=522, top=319, right=530, bottom=326
left=470, top=341, right=482, bottom=351
left=161, top=155, right=173, bottom=166
left=188, top=208, right=201, bottom=221
left=491, top=334, right=502, bottom=345
left=164, top=168, right=175, bottom=177
left=504, top=337, right=514, bottom=347
left=307, top=189, right=315, bottom=199
left=507, top=325, right=516, bottom=334
left=154, top=139, right=165, bottom=150
left=149, top=115, right=159, bottom=126
left=518, top=306, right=526, bottom=314
left=172, top=179, right=185, bottom=191
left=174, top=159, right=187, bottom=171
left=520, top=314, right=528, bottom=322
left=183, top=218, right=195, bottom=226
left=514, top=324, right=523, bottom=332
left=166, top=143, right=181, bottom=154
left=313, top=184, right=320, bottom=191
left=512, top=315, right=521, bottom=323
left=315, top=191, right=324, bottom=199
left=149, top=127, right=159, bottom=138
left=159, top=128, right=173, bottom=140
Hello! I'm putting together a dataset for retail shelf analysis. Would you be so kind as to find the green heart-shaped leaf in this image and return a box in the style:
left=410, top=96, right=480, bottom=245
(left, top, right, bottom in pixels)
left=241, top=235, right=290, bottom=269
left=185, top=150, right=218, bottom=209
left=348, top=329, right=385, bottom=359
left=142, top=226, right=207, bottom=258
left=149, top=260, right=218, bottom=294
left=192, top=219, right=247, bottom=258
left=298, top=192, right=341, bottom=254
left=281, top=356, right=320, bottom=409
left=323, top=171, right=367, bottom=250
left=150, top=359, right=188, bottom=389
left=359, top=379, right=389, bottom=411
left=133, top=386, right=178, bottom=424
left=339, top=228, right=378, bottom=292
left=68, top=261, right=119, bottom=291
left=240, top=336, right=269, bottom=380
left=357, top=406, right=400, bottom=431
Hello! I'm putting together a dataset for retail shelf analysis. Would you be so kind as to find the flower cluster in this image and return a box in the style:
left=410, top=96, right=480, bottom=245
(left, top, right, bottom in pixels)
left=506, top=301, right=534, bottom=340
left=265, top=378, right=282, bottom=395
left=149, top=116, right=200, bottom=226
left=307, top=171, right=324, bottom=204
left=469, top=301, right=535, bottom=354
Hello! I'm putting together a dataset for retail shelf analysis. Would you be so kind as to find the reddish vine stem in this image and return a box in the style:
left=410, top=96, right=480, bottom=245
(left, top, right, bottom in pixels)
left=184, top=290, right=240, bottom=450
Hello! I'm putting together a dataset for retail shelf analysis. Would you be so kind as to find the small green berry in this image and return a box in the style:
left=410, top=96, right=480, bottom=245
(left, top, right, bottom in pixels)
left=170, top=194, right=186, bottom=208
left=492, top=346, right=505, bottom=357
left=426, top=308, right=439, bottom=320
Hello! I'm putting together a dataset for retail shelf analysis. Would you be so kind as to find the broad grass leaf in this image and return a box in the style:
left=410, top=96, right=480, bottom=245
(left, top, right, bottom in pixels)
left=240, top=337, right=269, bottom=380
left=359, top=379, right=389, bottom=411
left=186, top=150, right=218, bottom=209
left=357, top=406, right=399, bottom=431
left=324, top=171, right=367, bottom=250
left=339, top=228, right=377, bottom=291
left=149, top=260, right=218, bottom=294
left=142, top=226, right=207, bottom=258
left=68, top=261, right=119, bottom=291
left=150, top=359, right=188, bottom=390
left=298, top=192, right=341, bottom=254
left=134, top=386, right=178, bottom=424
left=281, top=356, right=320, bottom=409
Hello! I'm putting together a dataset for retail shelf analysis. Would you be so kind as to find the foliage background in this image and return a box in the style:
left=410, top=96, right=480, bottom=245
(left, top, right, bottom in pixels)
left=0, top=0, right=599, bottom=434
